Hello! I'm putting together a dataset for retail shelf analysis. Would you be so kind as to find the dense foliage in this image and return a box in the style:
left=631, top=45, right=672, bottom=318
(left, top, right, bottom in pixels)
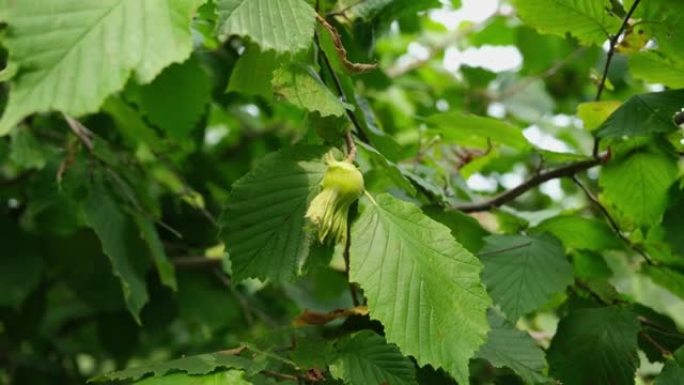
left=1, top=0, right=684, bottom=384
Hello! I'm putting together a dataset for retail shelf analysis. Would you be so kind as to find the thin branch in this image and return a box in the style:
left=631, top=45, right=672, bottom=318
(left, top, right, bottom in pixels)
left=453, top=156, right=605, bottom=213
left=571, top=175, right=653, bottom=265
left=172, top=256, right=222, bottom=269
left=316, top=13, right=377, bottom=73
left=593, top=0, right=642, bottom=156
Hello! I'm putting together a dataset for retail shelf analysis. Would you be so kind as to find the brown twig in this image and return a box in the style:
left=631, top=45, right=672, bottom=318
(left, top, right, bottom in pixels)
left=593, top=0, right=642, bottom=156
left=63, top=113, right=94, bottom=151
left=315, top=32, right=371, bottom=147
left=571, top=175, right=653, bottom=265
left=640, top=331, right=673, bottom=357
left=172, top=256, right=223, bottom=269
left=344, top=130, right=357, bottom=162
left=453, top=156, right=605, bottom=213
left=315, top=13, right=377, bottom=74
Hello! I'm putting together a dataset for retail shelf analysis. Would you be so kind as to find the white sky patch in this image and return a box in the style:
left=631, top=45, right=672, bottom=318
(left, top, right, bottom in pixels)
left=242, top=104, right=260, bottom=117
left=204, top=126, right=229, bottom=146
left=430, top=0, right=499, bottom=29
left=523, top=125, right=572, bottom=153
left=500, top=165, right=526, bottom=189
left=444, top=45, right=523, bottom=73
left=407, top=42, right=431, bottom=60
left=487, top=102, right=507, bottom=118
left=436, top=99, right=450, bottom=111
left=467, top=173, right=498, bottom=192
left=540, top=179, right=563, bottom=201
left=551, top=114, right=574, bottom=127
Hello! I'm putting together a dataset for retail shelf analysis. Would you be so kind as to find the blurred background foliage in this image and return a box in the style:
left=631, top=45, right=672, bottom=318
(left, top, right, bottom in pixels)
left=1, top=0, right=684, bottom=384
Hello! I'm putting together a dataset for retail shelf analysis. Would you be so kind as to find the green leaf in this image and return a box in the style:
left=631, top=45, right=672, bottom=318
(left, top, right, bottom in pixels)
left=423, top=206, right=490, bottom=254
left=547, top=307, right=640, bottom=385
left=217, top=0, right=316, bottom=53
left=654, top=346, right=684, bottom=385
left=132, top=215, right=177, bottom=291
left=135, top=371, right=252, bottom=385
left=599, top=149, right=678, bottom=225
left=82, top=176, right=149, bottom=323
left=476, top=311, right=549, bottom=385
left=227, top=46, right=278, bottom=99
left=91, top=352, right=252, bottom=383
left=127, top=56, right=212, bottom=138
left=596, top=90, right=684, bottom=139
left=222, top=146, right=327, bottom=282
left=330, top=330, right=417, bottom=385
left=480, top=234, right=573, bottom=321
left=532, top=215, right=622, bottom=251
left=0, top=218, right=44, bottom=308
left=357, top=141, right=417, bottom=196
left=9, top=126, right=47, bottom=169
left=0, top=0, right=203, bottom=135
left=428, top=112, right=530, bottom=150
left=629, top=52, right=684, bottom=89
left=350, top=194, right=490, bottom=384
left=643, top=265, right=684, bottom=301
left=272, top=64, right=346, bottom=117
left=632, top=0, right=684, bottom=64
left=510, top=0, right=620, bottom=45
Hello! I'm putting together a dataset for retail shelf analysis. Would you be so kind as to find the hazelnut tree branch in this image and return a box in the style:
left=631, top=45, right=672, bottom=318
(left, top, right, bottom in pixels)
left=592, top=0, right=642, bottom=156
left=452, top=156, right=606, bottom=213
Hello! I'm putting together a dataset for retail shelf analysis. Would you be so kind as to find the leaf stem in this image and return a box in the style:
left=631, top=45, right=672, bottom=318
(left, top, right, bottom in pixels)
left=592, top=0, right=642, bottom=156
left=571, top=175, right=653, bottom=265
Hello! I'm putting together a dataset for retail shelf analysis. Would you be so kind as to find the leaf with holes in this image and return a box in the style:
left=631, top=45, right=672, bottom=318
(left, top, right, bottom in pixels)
left=350, top=193, right=490, bottom=384
left=272, top=64, right=346, bottom=117
left=217, top=0, right=316, bottom=53
left=596, top=89, right=684, bottom=139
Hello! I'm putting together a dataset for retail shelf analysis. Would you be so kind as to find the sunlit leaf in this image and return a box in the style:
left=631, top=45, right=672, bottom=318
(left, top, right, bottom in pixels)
left=350, top=194, right=490, bottom=384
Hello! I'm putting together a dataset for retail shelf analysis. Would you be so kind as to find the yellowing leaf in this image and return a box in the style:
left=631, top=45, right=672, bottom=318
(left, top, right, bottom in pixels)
left=577, top=101, right=621, bottom=131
